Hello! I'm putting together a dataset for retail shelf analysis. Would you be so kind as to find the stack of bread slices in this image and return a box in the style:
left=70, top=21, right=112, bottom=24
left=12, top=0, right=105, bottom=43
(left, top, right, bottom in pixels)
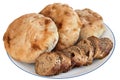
left=35, top=36, right=113, bottom=76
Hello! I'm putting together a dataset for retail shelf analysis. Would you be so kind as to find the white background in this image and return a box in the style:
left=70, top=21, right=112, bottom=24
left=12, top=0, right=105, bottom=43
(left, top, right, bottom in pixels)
left=0, top=0, right=120, bottom=80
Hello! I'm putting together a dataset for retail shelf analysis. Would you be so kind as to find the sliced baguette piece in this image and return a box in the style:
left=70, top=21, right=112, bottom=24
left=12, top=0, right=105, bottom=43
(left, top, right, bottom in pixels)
left=87, top=36, right=113, bottom=59
left=56, top=51, right=71, bottom=73
left=87, top=36, right=101, bottom=59
left=97, top=37, right=113, bottom=59
left=35, top=52, right=61, bottom=76
left=62, top=46, right=88, bottom=67
left=77, top=39, right=94, bottom=65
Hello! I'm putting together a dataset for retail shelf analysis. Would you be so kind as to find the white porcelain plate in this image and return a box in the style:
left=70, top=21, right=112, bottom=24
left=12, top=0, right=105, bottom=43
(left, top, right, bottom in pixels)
left=8, top=23, right=115, bottom=79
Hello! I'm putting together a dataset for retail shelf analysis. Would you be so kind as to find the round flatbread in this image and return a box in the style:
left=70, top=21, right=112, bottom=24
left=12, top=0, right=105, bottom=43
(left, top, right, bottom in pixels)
left=3, top=13, right=59, bottom=63
left=40, top=3, right=82, bottom=50
left=75, top=8, right=105, bottom=39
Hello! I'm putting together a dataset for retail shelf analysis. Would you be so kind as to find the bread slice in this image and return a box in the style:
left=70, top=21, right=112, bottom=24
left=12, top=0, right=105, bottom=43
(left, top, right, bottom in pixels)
left=87, top=36, right=113, bottom=59
left=35, top=36, right=113, bottom=76
left=97, top=38, right=113, bottom=59
left=35, top=52, right=61, bottom=76
left=77, top=39, right=94, bottom=65
left=56, top=51, right=71, bottom=73
left=87, top=36, right=101, bottom=59
left=62, top=46, right=88, bottom=67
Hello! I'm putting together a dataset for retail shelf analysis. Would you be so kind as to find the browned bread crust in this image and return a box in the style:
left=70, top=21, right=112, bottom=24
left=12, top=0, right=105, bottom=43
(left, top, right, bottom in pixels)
left=40, top=3, right=82, bottom=50
left=3, top=13, right=59, bottom=63
left=75, top=8, right=105, bottom=39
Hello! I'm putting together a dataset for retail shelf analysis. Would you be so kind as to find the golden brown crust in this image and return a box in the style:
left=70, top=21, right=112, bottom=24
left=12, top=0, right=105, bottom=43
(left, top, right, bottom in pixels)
left=40, top=3, right=82, bottom=50
left=75, top=8, right=105, bottom=39
left=3, top=13, right=59, bottom=63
